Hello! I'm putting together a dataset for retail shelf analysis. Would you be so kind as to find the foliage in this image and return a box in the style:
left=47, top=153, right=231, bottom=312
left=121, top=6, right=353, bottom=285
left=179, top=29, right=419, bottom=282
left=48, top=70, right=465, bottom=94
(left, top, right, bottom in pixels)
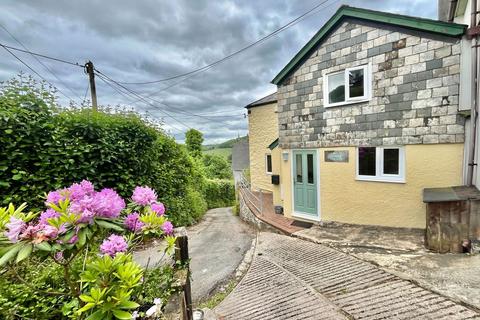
left=0, top=75, right=205, bottom=226
left=134, top=265, right=176, bottom=307
left=78, top=254, right=143, bottom=319
left=185, top=129, right=204, bottom=158
left=0, top=182, right=177, bottom=320
left=0, top=258, right=70, bottom=319
left=216, top=135, right=248, bottom=149
left=202, top=154, right=233, bottom=180
left=202, top=147, right=232, bottom=160
left=204, top=179, right=235, bottom=209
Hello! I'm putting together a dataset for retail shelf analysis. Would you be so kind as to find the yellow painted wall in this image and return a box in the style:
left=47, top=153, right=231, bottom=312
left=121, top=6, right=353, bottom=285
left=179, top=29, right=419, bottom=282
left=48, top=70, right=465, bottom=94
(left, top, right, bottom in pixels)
left=281, top=144, right=464, bottom=229
left=248, top=102, right=279, bottom=194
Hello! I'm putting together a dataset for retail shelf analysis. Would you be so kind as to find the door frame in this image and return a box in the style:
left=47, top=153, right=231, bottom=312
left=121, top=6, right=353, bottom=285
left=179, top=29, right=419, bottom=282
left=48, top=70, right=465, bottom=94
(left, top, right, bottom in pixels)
left=290, top=149, right=321, bottom=222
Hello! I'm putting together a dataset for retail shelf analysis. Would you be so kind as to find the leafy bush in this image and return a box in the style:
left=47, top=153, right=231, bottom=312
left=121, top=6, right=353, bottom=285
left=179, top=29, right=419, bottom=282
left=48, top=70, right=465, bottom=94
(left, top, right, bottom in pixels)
left=204, top=179, right=235, bottom=209
left=202, top=154, right=233, bottom=180
left=0, top=259, right=70, bottom=319
left=0, top=76, right=204, bottom=226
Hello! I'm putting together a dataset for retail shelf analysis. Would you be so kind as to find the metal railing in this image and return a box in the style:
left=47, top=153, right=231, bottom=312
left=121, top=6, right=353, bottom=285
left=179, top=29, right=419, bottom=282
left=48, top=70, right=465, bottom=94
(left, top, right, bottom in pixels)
left=238, top=172, right=263, bottom=214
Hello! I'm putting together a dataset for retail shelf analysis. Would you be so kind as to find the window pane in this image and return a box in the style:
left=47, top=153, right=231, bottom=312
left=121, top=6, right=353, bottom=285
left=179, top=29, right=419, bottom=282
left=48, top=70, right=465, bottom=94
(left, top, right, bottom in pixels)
left=266, top=155, right=272, bottom=173
left=296, top=154, right=303, bottom=183
left=358, top=147, right=376, bottom=176
left=307, top=154, right=314, bottom=184
left=328, top=72, right=345, bottom=104
left=383, top=149, right=399, bottom=175
left=349, top=68, right=364, bottom=98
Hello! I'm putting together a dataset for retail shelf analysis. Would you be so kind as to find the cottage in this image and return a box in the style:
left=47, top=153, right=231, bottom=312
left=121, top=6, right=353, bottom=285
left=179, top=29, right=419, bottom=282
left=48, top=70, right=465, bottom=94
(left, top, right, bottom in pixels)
left=245, top=6, right=468, bottom=229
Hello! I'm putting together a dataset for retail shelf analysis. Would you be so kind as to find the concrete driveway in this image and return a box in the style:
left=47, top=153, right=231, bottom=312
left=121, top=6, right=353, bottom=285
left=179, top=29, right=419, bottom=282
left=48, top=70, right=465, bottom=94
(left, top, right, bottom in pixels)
left=187, top=207, right=255, bottom=303
left=215, top=232, right=480, bottom=320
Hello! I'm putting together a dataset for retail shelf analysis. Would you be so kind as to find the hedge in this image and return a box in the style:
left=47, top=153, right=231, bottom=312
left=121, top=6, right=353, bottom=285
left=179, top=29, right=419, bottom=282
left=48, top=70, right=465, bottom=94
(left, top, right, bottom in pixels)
left=204, top=179, right=235, bottom=209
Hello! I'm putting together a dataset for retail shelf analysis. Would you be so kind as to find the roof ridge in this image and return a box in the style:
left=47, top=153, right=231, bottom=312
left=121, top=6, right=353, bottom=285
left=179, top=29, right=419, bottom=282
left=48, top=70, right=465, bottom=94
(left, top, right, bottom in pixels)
left=271, top=5, right=467, bottom=85
left=245, top=91, right=277, bottom=108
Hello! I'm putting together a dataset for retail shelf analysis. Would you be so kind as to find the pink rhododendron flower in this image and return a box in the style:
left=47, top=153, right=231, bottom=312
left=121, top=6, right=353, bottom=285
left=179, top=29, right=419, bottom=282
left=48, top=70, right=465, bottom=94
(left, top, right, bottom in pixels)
left=68, top=180, right=95, bottom=201
left=161, top=221, right=174, bottom=235
left=77, top=209, right=95, bottom=224
left=124, top=213, right=144, bottom=232
left=5, top=216, right=26, bottom=243
left=45, top=190, right=67, bottom=205
left=92, top=188, right=125, bottom=218
left=132, top=186, right=157, bottom=206
left=54, top=251, right=65, bottom=263
left=39, top=208, right=60, bottom=225
left=68, top=188, right=125, bottom=222
left=100, top=234, right=128, bottom=257
left=68, top=234, right=78, bottom=244
left=151, top=202, right=165, bottom=216
left=43, top=225, right=59, bottom=238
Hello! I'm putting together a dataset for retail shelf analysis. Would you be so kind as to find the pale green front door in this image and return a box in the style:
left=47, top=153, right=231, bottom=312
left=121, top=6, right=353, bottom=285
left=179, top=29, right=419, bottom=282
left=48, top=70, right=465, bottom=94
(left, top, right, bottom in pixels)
left=293, top=150, right=318, bottom=216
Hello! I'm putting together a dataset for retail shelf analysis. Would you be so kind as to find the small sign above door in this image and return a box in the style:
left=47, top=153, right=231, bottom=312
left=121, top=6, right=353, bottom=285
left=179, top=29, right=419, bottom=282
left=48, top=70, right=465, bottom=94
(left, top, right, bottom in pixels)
left=324, top=150, right=349, bottom=163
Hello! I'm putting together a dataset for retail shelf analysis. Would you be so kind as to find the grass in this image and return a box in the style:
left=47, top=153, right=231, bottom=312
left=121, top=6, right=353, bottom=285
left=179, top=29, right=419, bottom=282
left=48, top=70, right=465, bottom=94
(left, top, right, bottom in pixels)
left=203, top=147, right=231, bottom=160
left=198, top=279, right=238, bottom=309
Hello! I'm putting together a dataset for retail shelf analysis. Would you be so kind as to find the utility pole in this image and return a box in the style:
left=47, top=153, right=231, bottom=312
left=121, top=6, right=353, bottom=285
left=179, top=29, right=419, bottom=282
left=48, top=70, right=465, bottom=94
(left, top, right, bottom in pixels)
left=85, top=61, right=97, bottom=111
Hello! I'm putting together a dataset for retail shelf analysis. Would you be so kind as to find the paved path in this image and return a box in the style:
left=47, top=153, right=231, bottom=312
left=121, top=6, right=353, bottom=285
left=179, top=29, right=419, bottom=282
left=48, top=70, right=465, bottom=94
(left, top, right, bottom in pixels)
left=187, top=207, right=255, bottom=303
left=215, top=232, right=480, bottom=320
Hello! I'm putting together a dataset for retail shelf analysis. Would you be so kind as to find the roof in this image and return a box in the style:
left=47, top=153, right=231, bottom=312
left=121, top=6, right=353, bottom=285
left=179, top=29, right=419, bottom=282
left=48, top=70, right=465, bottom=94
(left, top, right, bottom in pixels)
left=231, top=139, right=250, bottom=171
left=245, top=92, right=277, bottom=109
left=268, top=138, right=279, bottom=150
left=271, top=5, right=467, bottom=85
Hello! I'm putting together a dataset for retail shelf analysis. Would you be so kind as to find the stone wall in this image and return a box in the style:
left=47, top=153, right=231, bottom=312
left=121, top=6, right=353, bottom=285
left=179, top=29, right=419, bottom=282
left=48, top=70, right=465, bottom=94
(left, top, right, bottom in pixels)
left=277, top=19, right=463, bottom=149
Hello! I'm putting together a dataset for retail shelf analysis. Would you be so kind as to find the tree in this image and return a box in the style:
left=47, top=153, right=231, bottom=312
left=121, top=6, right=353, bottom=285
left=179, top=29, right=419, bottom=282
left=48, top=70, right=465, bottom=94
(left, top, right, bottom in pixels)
left=202, top=154, right=232, bottom=180
left=185, top=129, right=204, bottom=157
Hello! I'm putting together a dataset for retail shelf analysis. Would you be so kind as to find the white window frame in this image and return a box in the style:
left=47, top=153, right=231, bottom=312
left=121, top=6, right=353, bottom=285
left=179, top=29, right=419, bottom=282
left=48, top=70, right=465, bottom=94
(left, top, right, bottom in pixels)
left=265, top=154, right=273, bottom=175
left=323, top=63, right=372, bottom=108
left=356, top=146, right=405, bottom=183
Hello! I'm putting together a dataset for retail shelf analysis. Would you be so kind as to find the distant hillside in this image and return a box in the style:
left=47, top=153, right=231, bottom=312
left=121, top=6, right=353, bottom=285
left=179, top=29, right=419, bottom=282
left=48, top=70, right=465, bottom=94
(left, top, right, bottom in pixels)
left=203, top=135, right=248, bottom=150
left=202, top=136, right=248, bottom=161
left=217, top=136, right=248, bottom=148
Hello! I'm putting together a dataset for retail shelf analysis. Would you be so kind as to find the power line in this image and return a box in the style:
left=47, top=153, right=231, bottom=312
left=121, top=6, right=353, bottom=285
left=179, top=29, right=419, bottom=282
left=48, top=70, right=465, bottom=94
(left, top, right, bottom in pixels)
left=95, top=74, right=186, bottom=135
left=95, top=68, right=237, bottom=126
left=0, top=44, right=76, bottom=101
left=94, top=71, right=192, bottom=130
left=94, top=72, right=186, bottom=134
left=109, top=0, right=335, bottom=86
left=0, top=43, right=83, bottom=68
left=0, top=23, right=83, bottom=103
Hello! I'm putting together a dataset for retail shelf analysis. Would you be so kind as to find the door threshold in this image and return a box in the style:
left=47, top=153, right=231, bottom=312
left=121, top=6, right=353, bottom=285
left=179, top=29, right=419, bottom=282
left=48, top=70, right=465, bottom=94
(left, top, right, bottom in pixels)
left=292, top=211, right=320, bottom=222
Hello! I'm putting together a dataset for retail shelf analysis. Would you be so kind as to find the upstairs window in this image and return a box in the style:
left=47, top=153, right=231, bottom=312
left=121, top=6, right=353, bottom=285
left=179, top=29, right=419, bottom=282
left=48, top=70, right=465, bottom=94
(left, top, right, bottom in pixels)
left=356, top=146, right=405, bottom=183
left=324, top=64, right=371, bottom=108
left=266, top=154, right=273, bottom=174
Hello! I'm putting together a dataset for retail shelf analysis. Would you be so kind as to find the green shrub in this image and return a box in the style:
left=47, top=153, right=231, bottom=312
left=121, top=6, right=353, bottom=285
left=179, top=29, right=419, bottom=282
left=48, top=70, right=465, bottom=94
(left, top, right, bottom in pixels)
left=202, top=154, right=233, bottom=180
left=204, top=179, right=235, bottom=209
left=0, top=260, right=70, bottom=320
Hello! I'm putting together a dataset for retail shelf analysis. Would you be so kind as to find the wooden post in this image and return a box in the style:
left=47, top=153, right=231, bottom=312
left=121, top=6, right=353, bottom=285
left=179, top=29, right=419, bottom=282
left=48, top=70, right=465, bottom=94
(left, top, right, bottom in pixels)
left=85, top=61, right=98, bottom=111
left=175, top=228, right=193, bottom=320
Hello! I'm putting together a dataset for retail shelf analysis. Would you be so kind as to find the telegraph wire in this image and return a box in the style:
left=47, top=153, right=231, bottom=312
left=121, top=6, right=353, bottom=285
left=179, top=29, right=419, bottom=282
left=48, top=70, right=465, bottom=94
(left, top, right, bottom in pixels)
left=0, top=23, right=84, bottom=103
left=0, top=43, right=83, bottom=68
left=94, top=72, right=186, bottom=134
left=0, top=44, right=76, bottom=102
left=95, top=68, right=236, bottom=126
left=109, top=0, right=336, bottom=85
left=94, top=71, right=191, bottom=131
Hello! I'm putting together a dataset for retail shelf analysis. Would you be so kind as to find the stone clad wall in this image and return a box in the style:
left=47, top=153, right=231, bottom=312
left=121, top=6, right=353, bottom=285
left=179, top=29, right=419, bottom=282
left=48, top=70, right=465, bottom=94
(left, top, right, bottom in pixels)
left=277, top=19, right=463, bottom=149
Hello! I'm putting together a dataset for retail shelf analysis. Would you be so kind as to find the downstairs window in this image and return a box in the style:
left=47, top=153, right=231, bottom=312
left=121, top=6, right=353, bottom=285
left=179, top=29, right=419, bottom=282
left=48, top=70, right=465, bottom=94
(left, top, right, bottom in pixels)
left=357, top=146, right=405, bottom=183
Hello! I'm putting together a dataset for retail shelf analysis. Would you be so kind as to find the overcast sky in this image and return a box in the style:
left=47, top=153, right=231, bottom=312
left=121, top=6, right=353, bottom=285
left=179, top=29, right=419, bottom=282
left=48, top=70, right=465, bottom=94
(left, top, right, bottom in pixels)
left=0, top=0, right=437, bottom=143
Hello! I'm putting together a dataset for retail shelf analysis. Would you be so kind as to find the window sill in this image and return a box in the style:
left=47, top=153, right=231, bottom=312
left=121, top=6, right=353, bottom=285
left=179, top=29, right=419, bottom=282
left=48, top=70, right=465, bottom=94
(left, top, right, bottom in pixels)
left=355, top=176, right=406, bottom=184
left=325, top=98, right=370, bottom=108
